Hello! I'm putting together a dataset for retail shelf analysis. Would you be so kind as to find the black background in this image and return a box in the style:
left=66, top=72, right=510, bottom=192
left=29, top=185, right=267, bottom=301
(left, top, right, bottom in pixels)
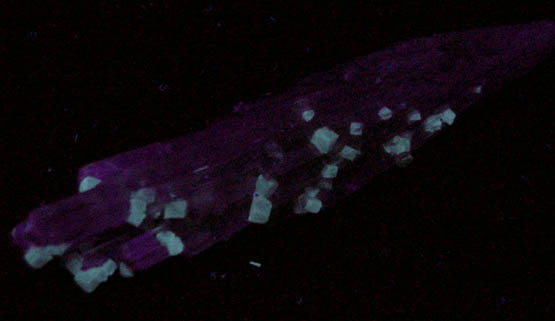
left=2, top=1, right=554, bottom=320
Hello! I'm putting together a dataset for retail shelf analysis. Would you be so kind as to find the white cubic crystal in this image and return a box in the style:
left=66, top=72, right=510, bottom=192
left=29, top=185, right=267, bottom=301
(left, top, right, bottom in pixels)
left=78, top=176, right=101, bottom=193
left=133, top=187, right=156, bottom=202
left=156, top=231, right=184, bottom=256
left=164, top=199, right=188, bottom=219
left=128, top=200, right=147, bottom=226
left=350, top=122, right=363, bottom=135
left=440, top=108, right=456, bottom=125
left=248, top=195, right=273, bottom=224
left=407, top=110, right=421, bottom=123
left=304, top=198, right=323, bottom=213
left=310, top=127, right=339, bottom=154
left=383, top=135, right=411, bottom=156
left=302, top=109, right=315, bottom=122
left=255, top=174, right=278, bottom=197
left=340, top=145, right=360, bottom=161
left=24, top=243, right=70, bottom=269
left=321, top=164, right=338, bottom=178
left=378, top=107, right=393, bottom=120
left=423, top=114, right=443, bottom=133
left=74, top=259, right=117, bottom=293
left=127, top=187, right=156, bottom=227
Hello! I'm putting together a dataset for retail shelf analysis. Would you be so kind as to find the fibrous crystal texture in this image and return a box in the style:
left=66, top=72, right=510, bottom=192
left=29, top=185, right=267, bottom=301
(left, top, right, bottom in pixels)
left=10, top=21, right=554, bottom=292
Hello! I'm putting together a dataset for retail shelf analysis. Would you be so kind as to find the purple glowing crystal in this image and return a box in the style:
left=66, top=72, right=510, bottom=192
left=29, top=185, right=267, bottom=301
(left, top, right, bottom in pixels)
left=10, top=21, right=554, bottom=292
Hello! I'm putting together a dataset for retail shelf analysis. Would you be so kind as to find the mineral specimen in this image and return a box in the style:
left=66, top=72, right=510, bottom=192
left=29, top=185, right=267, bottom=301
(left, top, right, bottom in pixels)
left=10, top=21, right=554, bottom=293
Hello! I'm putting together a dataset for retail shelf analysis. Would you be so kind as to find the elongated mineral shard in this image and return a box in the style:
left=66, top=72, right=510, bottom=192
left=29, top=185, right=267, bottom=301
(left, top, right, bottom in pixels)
left=423, top=114, right=444, bottom=133
left=10, top=21, right=554, bottom=293
left=249, top=261, right=262, bottom=268
left=304, top=198, right=323, bottom=213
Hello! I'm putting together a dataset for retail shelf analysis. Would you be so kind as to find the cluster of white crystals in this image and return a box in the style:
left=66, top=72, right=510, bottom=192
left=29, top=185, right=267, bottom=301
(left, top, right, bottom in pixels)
left=127, top=187, right=156, bottom=227
left=248, top=174, right=279, bottom=224
left=24, top=243, right=70, bottom=269
left=64, top=252, right=119, bottom=293
left=73, top=259, right=118, bottom=293
left=423, top=108, right=456, bottom=133
left=440, top=108, right=456, bottom=125
left=63, top=252, right=133, bottom=291
left=295, top=187, right=323, bottom=214
left=299, top=118, right=366, bottom=215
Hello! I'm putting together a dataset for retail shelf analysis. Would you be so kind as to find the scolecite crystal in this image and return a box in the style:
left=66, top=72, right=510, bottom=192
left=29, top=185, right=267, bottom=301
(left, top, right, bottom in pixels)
left=10, top=21, right=554, bottom=292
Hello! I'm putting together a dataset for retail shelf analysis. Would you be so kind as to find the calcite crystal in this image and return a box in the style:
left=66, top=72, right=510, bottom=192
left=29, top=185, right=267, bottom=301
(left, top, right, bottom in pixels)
left=10, top=21, right=554, bottom=293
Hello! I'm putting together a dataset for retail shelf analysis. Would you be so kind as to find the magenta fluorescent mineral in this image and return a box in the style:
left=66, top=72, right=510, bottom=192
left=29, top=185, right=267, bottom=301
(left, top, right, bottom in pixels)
left=10, top=21, right=555, bottom=293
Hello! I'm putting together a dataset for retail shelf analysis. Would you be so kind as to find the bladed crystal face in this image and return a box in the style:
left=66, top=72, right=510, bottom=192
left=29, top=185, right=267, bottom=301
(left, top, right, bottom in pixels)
left=10, top=21, right=554, bottom=293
